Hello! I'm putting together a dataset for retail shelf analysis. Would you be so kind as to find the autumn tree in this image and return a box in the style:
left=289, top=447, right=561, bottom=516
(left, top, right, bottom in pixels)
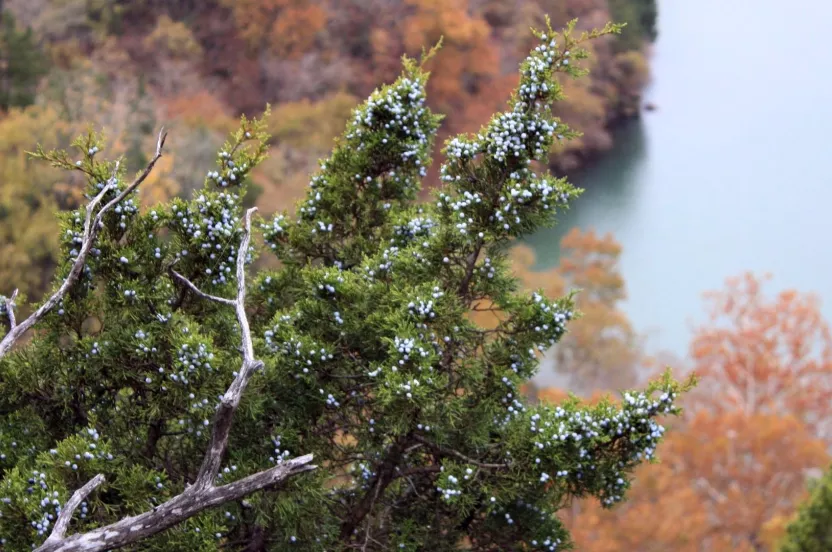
left=550, top=273, right=832, bottom=551
left=690, top=272, right=832, bottom=441
left=549, top=228, right=641, bottom=392
left=563, top=409, right=828, bottom=551
left=141, top=14, right=204, bottom=98
left=493, top=228, right=642, bottom=395
left=220, top=0, right=326, bottom=58
left=0, top=106, right=68, bottom=302
left=0, top=22, right=690, bottom=551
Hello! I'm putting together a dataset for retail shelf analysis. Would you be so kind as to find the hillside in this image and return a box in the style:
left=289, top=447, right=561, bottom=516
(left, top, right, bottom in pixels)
left=0, top=0, right=657, bottom=300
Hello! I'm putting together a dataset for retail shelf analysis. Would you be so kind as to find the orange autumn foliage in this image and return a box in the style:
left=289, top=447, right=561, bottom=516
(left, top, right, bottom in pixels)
left=535, top=386, right=610, bottom=407
left=690, top=272, right=832, bottom=440
left=161, top=91, right=236, bottom=133
left=473, top=228, right=641, bottom=393
left=537, top=273, right=832, bottom=551
left=551, top=228, right=642, bottom=392
left=557, top=227, right=625, bottom=302
left=376, top=0, right=516, bottom=138
left=563, top=410, right=828, bottom=551
left=221, top=0, right=326, bottom=57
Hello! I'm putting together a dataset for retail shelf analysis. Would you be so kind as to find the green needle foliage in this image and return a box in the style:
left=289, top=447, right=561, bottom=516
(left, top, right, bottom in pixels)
left=780, top=467, right=832, bottom=552
left=0, top=20, right=691, bottom=551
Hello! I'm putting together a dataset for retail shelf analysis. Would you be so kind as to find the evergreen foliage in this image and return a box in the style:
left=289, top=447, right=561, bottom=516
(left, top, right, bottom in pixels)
left=608, top=0, right=658, bottom=51
left=0, top=21, right=690, bottom=551
left=0, top=10, right=47, bottom=110
left=781, top=467, right=832, bottom=552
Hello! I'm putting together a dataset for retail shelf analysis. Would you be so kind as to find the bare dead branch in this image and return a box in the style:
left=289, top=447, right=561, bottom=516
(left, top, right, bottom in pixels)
left=170, top=270, right=236, bottom=307
left=0, top=129, right=168, bottom=358
left=194, top=207, right=260, bottom=489
left=35, top=456, right=315, bottom=552
left=97, top=129, right=166, bottom=219
left=5, top=289, right=18, bottom=330
left=41, top=475, right=106, bottom=547
left=37, top=207, right=316, bottom=552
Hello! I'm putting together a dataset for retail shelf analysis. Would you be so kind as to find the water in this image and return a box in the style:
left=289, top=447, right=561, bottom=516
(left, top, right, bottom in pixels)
left=527, top=0, right=832, bottom=360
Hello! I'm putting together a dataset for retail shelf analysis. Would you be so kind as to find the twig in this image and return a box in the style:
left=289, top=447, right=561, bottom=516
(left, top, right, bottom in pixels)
left=361, top=479, right=384, bottom=552
left=41, top=475, right=106, bottom=546
left=5, top=289, right=18, bottom=330
left=36, top=207, right=316, bottom=552
left=411, top=434, right=508, bottom=470
left=694, top=477, right=728, bottom=504
left=0, top=129, right=168, bottom=359
left=394, top=465, right=442, bottom=480
left=170, top=269, right=236, bottom=306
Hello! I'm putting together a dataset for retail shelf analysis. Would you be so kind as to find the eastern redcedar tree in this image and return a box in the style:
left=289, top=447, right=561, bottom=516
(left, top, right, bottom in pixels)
left=0, top=20, right=690, bottom=551
left=780, top=467, right=832, bottom=552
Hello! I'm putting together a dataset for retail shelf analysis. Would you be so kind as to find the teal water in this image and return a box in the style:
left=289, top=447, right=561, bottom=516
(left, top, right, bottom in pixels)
left=527, top=0, right=832, bottom=360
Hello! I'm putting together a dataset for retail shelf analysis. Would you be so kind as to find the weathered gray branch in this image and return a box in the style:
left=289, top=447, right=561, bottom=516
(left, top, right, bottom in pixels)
left=170, top=270, right=236, bottom=307
left=37, top=207, right=316, bottom=552
left=0, top=129, right=168, bottom=358
left=192, top=207, right=263, bottom=489
left=4, top=288, right=18, bottom=330
left=35, top=456, right=315, bottom=552
left=41, top=475, right=106, bottom=547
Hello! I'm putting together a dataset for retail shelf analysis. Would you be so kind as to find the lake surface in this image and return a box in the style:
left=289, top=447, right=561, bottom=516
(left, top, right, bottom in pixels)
left=527, top=0, right=832, bottom=362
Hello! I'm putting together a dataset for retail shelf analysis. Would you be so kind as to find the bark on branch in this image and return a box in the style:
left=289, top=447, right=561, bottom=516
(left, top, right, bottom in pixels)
left=41, top=475, right=106, bottom=547
left=189, top=208, right=265, bottom=490
left=35, top=456, right=314, bottom=552
left=4, top=288, right=18, bottom=330
left=36, top=207, right=316, bottom=551
left=340, top=436, right=410, bottom=541
left=0, top=129, right=168, bottom=358
left=170, top=269, right=236, bottom=306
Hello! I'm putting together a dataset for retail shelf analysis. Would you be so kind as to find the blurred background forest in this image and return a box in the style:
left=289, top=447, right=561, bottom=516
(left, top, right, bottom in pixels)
left=0, top=0, right=656, bottom=300
left=2, top=0, right=831, bottom=550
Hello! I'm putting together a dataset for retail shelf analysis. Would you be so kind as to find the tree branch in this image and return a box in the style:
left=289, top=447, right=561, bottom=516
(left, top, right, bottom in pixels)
left=340, top=435, right=410, bottom=541
left=0, top=129, right=168, bottom=359
left=36, top=207, right=316, bottom=552
left=41, top=475, right=106, bottom=547
left=35, top=456, right=315, bottom=552
left=193, top=207, right=262, bottom=489
left=411, top=434, right=508, bottom=470
left=457, top=237, right=484, bottom=300
left=4, top=288, right=18, bottom=330
left=170, top=269, right=236, bottom=306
